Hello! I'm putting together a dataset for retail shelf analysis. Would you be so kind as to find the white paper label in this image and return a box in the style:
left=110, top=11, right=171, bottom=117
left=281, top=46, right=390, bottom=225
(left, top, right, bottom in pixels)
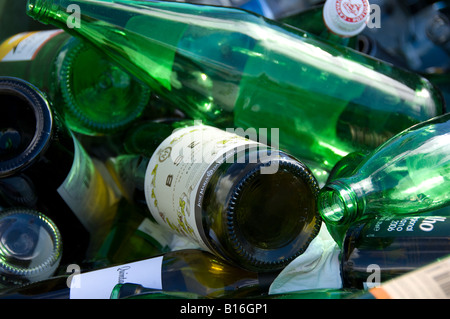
left=0, top=30, right=63, bottom=62
left=69, top=256, right=163, bottom=299
left=144, top=125, right=259, bottom=250
left=370, top=256, right=450, bottom=299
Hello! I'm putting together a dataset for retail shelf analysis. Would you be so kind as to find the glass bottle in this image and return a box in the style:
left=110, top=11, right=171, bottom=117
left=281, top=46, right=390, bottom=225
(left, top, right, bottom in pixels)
left=0, top=30, right=150, bottom=136
left=0, top=207, right=62, bottom=290
left=318, top=113, right=450, bottom=228
left=341, top=212, right=450, bottom=290
left=0, top=77, right=119, bottom=265
left=0, top=249, right=279, bottom=299
left=26, top=0, right=445, bottom=172
left=106, top=120, right=322, bottom=272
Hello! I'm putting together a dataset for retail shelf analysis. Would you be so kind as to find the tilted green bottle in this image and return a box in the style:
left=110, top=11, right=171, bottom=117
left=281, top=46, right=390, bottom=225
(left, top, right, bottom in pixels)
left=341, top=212, right=450, bottom=290
left=106, top=120, right=322, bottom=272
left=26, top=0, right=445, bottom=173
left=0, top=249, right=279, bottom=299
left=318, top=113, right=450, bottom=230
left=0, top=29, right=150, bottom=135
left=0, top=207, right=62, bottom=290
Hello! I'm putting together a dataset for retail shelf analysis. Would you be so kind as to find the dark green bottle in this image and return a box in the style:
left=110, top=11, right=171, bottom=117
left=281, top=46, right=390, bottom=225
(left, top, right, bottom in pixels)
left=26, top=0, right=445, bottom=174
left=341, top=212, right=450, bottom=290
left=106, top=120, right=322, bottom=272
left=0, top=30, right=150, bottom=136
left=0, top=77, right=118, bottom=265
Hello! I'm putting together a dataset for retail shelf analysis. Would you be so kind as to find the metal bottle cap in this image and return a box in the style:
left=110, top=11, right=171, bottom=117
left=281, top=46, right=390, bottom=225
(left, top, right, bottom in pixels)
left=323, top=0, right=370, bottom=37
left=0, top=208, right=62, bottom=284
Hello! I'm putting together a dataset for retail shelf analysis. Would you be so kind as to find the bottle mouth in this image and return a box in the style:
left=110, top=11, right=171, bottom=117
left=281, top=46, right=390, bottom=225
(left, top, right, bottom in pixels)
left=0, top=77, right=52, bottom=177
left=318, top=180, right=358, bottom=225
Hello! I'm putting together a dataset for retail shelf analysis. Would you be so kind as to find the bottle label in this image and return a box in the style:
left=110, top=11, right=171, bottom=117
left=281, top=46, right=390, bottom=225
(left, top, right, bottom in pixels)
left=364, top=215, right=449, bottom=238
left=69, top=256, right=163, bottom=299
left=57, top=134, right=117, bottom=234
left=0, top=30, right=63, bottom=62
left=144, top=125, right=259, bottom=251
left=369, top=256, right=450, bottom=299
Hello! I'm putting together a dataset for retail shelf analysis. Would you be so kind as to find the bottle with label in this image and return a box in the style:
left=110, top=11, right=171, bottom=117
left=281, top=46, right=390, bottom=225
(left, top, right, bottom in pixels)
left=0, top=249, right=280, bottom=299
left=318, top=113, right=450, bottom=228
left=279, top=0, right=369, bottom=48
left=26, top=0, right=445, bottom=173
left=0, top=30, right=150, bottom=136
left=0, top=77, right=119, bottom=265
left=0, top=207, right=62, bottom=290
left=341, top=212, right=450, bottom=290
left=106, top=120, right=322, bottom=272
left=348, top=254, right=450, bottom=299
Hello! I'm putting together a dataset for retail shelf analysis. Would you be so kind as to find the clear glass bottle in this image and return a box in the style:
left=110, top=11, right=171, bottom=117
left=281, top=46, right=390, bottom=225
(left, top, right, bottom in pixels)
left=106, top=120, right=322, bottom=272
left=25, top=0, right=445, bottom=173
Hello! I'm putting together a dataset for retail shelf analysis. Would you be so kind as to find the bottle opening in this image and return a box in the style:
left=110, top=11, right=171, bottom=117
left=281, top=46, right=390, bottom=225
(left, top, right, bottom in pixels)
left=318, top=181, right=358, bottom=225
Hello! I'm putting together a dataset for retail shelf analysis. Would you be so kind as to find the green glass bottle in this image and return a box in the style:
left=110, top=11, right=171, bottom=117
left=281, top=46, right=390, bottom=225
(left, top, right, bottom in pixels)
left=110, top=283, right=205, bottom=299
left=0, top=207, right=62, bottom=290
left=341, top=212, right=450, bottom=290
left=26, top=0, right=445, bottom=173
left=0, top=249, right=279, bottom=299
left=318, top=113, right=450, bottom=229
left=279, top=0, right=369, bottom=48
left=0, top=77, right=119, bottom=265
left=0, top=29, right=150, bottom=136
left=106, top=120, right=322, bottom=272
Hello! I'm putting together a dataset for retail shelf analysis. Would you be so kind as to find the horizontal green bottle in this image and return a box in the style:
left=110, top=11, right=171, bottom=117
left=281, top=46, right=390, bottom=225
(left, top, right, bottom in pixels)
left=318, top=113, right=450, bottom=230
left=0, top=29, right=150, bottom=135
left=26, top=0, right=445, bottom=172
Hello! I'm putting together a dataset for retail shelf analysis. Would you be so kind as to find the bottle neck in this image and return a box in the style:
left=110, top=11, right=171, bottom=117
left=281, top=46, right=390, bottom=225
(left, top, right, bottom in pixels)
left=318, top=178, right=362, bottom=226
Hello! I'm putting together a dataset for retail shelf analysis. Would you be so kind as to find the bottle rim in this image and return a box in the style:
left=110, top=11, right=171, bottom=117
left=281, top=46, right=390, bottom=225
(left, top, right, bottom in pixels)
left=225, top=156, right=322, bottom=271
left=0, top=207, right=62, bottom=282
left=318, top=179, right=358, bottom=225
left=59, top=38, right=151, bottom=135
left=0, top=77, right=53, bottom=177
